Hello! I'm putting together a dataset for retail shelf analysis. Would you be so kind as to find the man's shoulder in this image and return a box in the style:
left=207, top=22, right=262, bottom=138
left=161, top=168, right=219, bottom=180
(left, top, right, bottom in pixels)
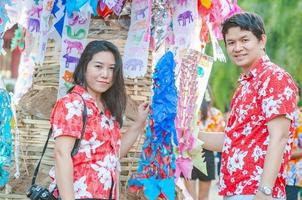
left=260, top=61, right=294, bottom=80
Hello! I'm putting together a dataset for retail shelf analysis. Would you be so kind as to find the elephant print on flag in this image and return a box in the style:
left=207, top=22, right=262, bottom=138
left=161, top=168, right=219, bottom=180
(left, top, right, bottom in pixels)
left=123, top=0, right=152, bottom=78
left=172, top=0, right=198, bottom=49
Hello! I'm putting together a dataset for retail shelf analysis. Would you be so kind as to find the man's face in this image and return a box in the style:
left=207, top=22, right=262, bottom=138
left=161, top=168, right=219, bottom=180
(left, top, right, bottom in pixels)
left=225, top=27, right=266, bottom=70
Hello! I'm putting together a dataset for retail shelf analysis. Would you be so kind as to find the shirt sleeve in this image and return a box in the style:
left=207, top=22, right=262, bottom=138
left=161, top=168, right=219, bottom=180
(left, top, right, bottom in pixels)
left=260, top=70, right=298, bottom=122
left=50, top=94, right=84, bottom=139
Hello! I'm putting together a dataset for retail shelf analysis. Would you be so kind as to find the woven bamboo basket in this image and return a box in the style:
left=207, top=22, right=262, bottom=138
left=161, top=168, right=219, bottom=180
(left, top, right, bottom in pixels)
left=1, top=17, right=155, bottom=200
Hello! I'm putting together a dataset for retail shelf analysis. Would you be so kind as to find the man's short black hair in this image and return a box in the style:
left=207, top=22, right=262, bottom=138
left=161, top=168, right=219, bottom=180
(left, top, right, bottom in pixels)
left=222, top=12, right=266, bottom=42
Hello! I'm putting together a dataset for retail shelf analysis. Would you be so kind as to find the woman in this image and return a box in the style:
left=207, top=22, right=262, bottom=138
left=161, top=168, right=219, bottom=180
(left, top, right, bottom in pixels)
left=49, top=40, right=149, bottom=199
left=185, top=89, right=225, bottom=200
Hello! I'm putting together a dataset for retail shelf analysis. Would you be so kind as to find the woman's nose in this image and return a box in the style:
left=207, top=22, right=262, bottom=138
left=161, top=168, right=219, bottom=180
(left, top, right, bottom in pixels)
left=100, top=67, right=109, bottom=78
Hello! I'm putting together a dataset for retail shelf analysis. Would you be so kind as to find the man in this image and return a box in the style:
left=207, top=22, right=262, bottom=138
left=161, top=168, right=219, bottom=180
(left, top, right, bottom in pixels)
left=199, top=12, right=298, bottom=200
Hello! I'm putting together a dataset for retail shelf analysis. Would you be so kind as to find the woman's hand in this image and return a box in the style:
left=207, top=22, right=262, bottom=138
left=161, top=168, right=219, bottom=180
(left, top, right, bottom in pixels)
left=120, top=102, right=149, bottom=158
left=133, top=102, right=149, bottom=128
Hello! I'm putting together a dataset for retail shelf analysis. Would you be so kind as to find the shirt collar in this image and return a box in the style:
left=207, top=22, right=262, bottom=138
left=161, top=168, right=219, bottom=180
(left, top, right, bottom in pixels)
left=71, top=85, right=112, bottom=117
left=238, top=55, right=270, bottom=84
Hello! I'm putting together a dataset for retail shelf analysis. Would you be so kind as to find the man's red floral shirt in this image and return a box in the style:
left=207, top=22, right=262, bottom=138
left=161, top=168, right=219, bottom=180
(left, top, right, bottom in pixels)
left=219, top=56, right=297, bottom=198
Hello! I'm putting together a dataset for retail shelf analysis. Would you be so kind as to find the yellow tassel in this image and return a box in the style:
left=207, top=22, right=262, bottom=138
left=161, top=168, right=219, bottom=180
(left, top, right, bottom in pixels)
left=201, top=0, right=212, bottom=9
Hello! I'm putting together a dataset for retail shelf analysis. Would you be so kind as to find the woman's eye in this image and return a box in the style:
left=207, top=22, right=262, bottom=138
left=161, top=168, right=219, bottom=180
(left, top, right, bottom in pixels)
left=109, top=67, right=115, bottom=71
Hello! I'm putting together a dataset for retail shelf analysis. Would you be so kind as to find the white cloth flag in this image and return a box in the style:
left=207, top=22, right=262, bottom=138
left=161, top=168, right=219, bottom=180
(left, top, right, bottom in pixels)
left=123, top=0, right=152, bottom=78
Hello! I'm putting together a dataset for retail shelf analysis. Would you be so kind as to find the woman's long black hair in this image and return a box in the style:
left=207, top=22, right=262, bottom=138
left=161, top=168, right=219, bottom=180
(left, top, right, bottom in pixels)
left=72, top=40, right=126, bottom=127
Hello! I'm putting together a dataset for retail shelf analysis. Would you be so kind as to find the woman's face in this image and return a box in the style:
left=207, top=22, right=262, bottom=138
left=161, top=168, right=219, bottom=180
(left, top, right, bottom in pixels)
left=85, top=51, right=115, bottom=98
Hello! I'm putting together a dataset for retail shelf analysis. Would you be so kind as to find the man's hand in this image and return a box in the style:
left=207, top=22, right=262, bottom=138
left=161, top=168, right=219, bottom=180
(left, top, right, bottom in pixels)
left=254, top=191, right=273, bottom=200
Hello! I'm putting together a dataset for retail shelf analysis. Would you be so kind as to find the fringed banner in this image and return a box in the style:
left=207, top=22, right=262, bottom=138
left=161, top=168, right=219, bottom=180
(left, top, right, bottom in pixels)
left=58, top=4, right=90, bottom=97
left=123, top=0, right=152, bottom=78
left=0, top=89, right=13, bottom=186
left=49, top=0, right=67, bottom=48
left=13, top=54, right=35, bottom=103
left=128, top=51, right=178, bottom=200
left=175, top=49, right=213, bottom=181
left=26, top=0, right=43, bottom=36
left=36, top=0, right=55, bottom=64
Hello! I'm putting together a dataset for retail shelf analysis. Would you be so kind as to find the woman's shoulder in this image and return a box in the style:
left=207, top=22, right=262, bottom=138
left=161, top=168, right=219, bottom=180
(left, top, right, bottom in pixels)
left=57, top=86, right=86, bottom=103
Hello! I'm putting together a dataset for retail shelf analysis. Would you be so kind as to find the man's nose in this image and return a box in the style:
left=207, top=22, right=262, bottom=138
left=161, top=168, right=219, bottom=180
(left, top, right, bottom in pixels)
left=233, top=42, right=243, bottom=52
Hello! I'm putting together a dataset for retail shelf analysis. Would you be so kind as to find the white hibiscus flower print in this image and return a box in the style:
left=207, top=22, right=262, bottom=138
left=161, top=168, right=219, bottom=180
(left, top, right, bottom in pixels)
left=100, top=115, right=114, bottom=130
left=219, top=173, right=226, bottom=191
left=242, top=123, right=252, bottom=136
left=222, top=136, right=232, bottom=154
left=65, top=100, right=82, bottom=120
left=251, top=145, right=266, bottom=162
left=74, top=176, right=92, bottom=198
left=79, top=132, right=104, bottom=158
left=91, top=163, right=112, bottom=190
left=250, top=165, right=263, bottom=182
left=259, top=78, right=270, bottom=97
left=102, top=154, right=119, bottom=170
left=234, top=182, right=244, bottom=194
left=283, top=86, right=293, bottom=100
left=262, top=96, right=280, bottom=118
left=52, top=125, right=62, bottom=138
left=227, top=149, right=248, bottom=174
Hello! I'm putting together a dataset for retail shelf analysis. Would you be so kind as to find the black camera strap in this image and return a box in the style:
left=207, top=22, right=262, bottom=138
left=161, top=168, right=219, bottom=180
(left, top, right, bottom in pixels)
left=31, top=92, right=87, bottom=185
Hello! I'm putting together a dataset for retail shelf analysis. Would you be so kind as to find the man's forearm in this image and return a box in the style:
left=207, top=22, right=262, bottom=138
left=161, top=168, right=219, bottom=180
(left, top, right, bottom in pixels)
left=260, top=116, right=291, bottom=189
left=260, top=136, right=288, bottom=188
left=198, top=131, right=225, bottom=152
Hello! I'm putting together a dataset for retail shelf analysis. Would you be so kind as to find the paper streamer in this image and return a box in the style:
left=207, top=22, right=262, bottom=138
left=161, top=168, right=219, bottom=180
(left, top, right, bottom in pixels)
left=0, top=89, right=13, bottom=186
left=58, top=5, right=90, bottom=97
left=128, top=51, right=178, bottom=200
left=123, top=0, right=152, bottom=78
left=150, top=0, right=171, bottom=51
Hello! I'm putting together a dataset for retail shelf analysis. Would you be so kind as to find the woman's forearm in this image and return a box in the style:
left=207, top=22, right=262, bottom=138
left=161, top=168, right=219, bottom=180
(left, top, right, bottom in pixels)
left=120, top=122, right=144, bottom=158
left=55, top=152, right=75, bottom=200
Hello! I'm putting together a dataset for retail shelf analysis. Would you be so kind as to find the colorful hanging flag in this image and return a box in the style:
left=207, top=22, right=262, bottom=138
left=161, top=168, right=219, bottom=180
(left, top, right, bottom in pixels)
left=58, top=3, right=91, bottom=97
left=36, top=0, right=55, bottom=64
left=172, top=0, right=198, bottom=50
left=123, top=0, right=152, bottom=78
left=0, top=0, right=12, bottom=54
left=129, top=51, right=178, bottom=200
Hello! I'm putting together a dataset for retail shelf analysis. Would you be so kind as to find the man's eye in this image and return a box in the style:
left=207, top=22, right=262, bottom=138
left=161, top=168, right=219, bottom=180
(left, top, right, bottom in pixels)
left=227, top=42, right=234, bottom=45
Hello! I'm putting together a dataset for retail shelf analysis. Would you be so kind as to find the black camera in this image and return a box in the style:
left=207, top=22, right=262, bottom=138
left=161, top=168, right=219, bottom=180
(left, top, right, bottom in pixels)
left=26, top=184, right=57, bottom=200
